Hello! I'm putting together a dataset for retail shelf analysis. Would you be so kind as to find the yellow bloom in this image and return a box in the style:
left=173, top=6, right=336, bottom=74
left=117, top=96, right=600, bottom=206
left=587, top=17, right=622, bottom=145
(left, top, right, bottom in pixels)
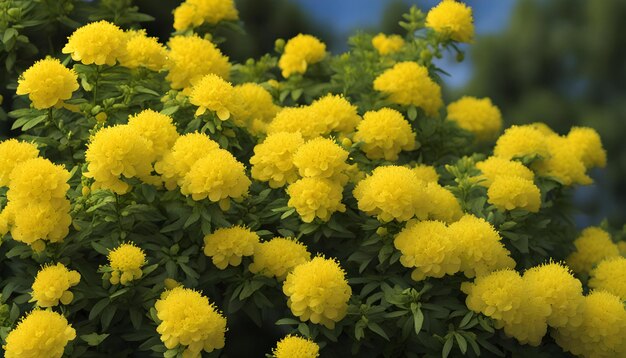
left=173, top=0, right=239, bottom=31
left=353, top=166, right=428, bottom=222
left=475, top=156, right=534, bottom=187
left=279, top=34, right=326, bottom=78
left=203, top=226, right=259, bottom=270
left=426, top=0, right=474, bottom=43
left=166, top=35, right=231, bottom=90
left=154, top=133, right=220, bottom=190
left=589, top=257, right=626, bottom=300
left=567, top=227, right=620, bottom=275
left=447, top=96, right=502, bottom=141
left=3, top=200, right=71, bottom=251
left=373, top=62, right=443, bottom=116
left=287, top=177, right=346, bottom=223
left=230, top=83, right=279, bottom=134
left=189, top=74, right=234, bottom=119
left=16, top=58, right=79, bottom=109
left=494, top=125, right=550, bottom=160
left=248, top=237, right=311, bottom=280
left=108, top=243, right=146, bottom=285
left=62, top=20, right=126, bottom=65
left=127, top=109, right=179, bottom=159
left=534, top=135, right=592, bottom=185
left=283, top=256, right=351, bottom=329
left=553, top=291, right=626, bottom=358
left=293, top=137, right=349, bottom=181
left=31, top=263, right=81, bottom=307
left=411, top=164, right=439, bottom=183
left=85, top=125, right=158, bottom=194
left=372, top=33, right=405, bottom=55
left=424, top=182, right=463, bottom=223
left=266, top=106, right=327, bottom=139
left=119, top=30, right=168, bottom=71
left=448, top=214, right=515, bottom=278
left=7, top=157, right=69, bottom=203
left=155, top=287, right=226, bottom=357
left=394, top=220, right=461, bottom=281
left=3, top=310, right=76, bottom=358
left=272, top=335, right=320, bottom=358
left=250, top=132, right=304, bottom=188
left=173, top=3, right=203, bottom=31
left=309, top=94, right=361, bottom=134
left=354, top=108, right=416, bottom=160
left=180, top=149, right=251, bottom=206
left=487, top=175, right=541, bottom=212
left=0, top=139, right=39, bottom=187
left=566, top=127, right=606, bottom=169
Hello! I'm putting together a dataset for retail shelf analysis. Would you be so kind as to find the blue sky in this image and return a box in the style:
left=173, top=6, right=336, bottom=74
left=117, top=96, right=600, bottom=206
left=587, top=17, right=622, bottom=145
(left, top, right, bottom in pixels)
left=292, top=0, right=517, bottom=87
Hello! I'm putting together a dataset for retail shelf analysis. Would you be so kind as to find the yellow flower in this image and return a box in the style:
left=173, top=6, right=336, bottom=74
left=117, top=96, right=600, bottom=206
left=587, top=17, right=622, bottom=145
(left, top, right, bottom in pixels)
left=411, top=164, right=439, bottom=183
left=372, top=33, right=405, bottom=55
left=7, top=157, right=69, bottom=203
left=85, top=125, right=158, bottom=194
left=3, top=310, right=76, bottom=358
left=353, top=166, right=428, bottom=222
left=286, top=177, right=346, bottom=223
left=108, top=243, right=146, bottom=285
left=494, top=125, right=550, bottom=160
left=279, top=34, right=327, bottom=78
left=154, top=133, right=220, bottom=190
left=203, top=226, right=259, bottom=270
left=250, top=132, right=304, bottom=188
left=62, top=20, right=126, bottom=65
left=446, top=96, right=502, bottom=141
left=31, top=263, right=81, bottom=307
left=173, top=3, right=203, bottom=31
left=173, top=0, right=239, bottom=31
left=166, top=35, right=231, bottom=90
left=155, top=287, right=226, bottom=357
left=373, top=62, right=443, bottom=116
left=189, top=74, right=234, bottom=119
left=180, top=149, right=251, bottom=207
left=16, top=58, right=79, bottom=109
left=475, top=156, right=534, bottom=187
left=566, top=127, right=607, bottom=169
left=448, top=214, right=515, bottom=278
left=0, top=139, right=39, bottom=187
left=272, top=335, right=320, bottom=358
left=293, top=137, right=349, bottom=181
left=589, top=257, right=626, bottom=300
left=309, top=94, right=361, bottom=134
left=567, top=227, right=620, bottom=275
left=534, top=135, right=592, bottom=185
left=394, top=220, right=461, bottom=281
left=354, top=108, right=416, bottom=160
left=3, top=201, right=71, bottom=251
left=0, top=208, right=9, bottom=237
left=266, top=106, right=327, bottom=139
left=283, top=256, right=351, bottom=329
left=426, top=0, right=474, bottom=43
left=127, top=109, right=179, bottom=159
left=119, top=30, right=168, bottom=71
left=424, top=182, right=463, bottom=223
left=248, top=237, right=311, bottom=280
left=523, top=262, right=584, bottom=328
left=229, top=83, right=280, bottom=134
left=487, top=175, right=541, bottom=212
left=552, top=291, right=626, bottom=358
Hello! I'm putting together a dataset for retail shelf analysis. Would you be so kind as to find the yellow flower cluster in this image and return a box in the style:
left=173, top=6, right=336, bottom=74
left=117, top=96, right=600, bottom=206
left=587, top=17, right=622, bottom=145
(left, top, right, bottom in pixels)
left=189, top=73, right=234, bottom=119
left=249, top=237, right=311, bottom=280
left=16, top=58, right=79, bottom=109
left=230, top=83, right=280, bottom=135
left=283, top=256, right=351, bottom=329
left=567, top=227, right=620, bottom=274
left=166, top=35, right=231, bottom=90
left=372, top=33, right=405, bottom=55
left=424, top=182, right=464, bottom=223
left=119, top=30, right=168, bottom=71
left=203, top=226, right=259, bottom=269
left=1, top=157, right=71, bottom=251
left=0, top=139, right=39, bottom=187
left=373, top=61, right=443, bottom=116
left=3, top=310, right=76, bottom=358
left=250, top=132, right=304, bottom=188
left=272, top=335, right=320, bottom=358
left=31, top=263, right=81, bottom=307
left=412, top=163, right=440, bottom=183
left=475, top=156, right=534, bottom=187
left=62, top=20, right=126, bottom=65
left=293, top=137, right=349, bottom=181
left=487, top=175, right=541, bottom=212
left=108, top=243, right=146, bottom=285
left=287, top=178, right=346, bottom=223
left=279, top=34, right=326, bottom=78
left=173, top=0, right=238, bottom=31
left=155, top=287, right=227, bottom=357
left=354, top=108, right=416, bottom=160
left=426, top=0, right=474, bottom=43
left=127, top=109, right=179, bottom=159
left=589, top=256, right=626, bottom=300
left=446, top=96, right=502, bottom=142
left=267, top=106, right=325, bottom=140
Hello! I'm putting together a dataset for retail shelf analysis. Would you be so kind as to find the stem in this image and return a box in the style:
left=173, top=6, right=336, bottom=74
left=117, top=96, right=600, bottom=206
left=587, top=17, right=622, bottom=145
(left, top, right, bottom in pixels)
left=93, top=65, right=101, bottom=105
left=115, top=193, right=126, bottom=239
left=48, top=108, right=76, bottom=164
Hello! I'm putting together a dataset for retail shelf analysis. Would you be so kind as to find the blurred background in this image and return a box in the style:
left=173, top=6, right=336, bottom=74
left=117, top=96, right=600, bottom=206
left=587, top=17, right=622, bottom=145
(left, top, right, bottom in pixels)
left=2, top=0, right=624, bottom=225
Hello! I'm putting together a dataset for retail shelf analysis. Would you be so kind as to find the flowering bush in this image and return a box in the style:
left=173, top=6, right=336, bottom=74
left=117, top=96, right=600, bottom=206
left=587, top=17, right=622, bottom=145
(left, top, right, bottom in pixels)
left=0, top=1, right=625, bottom=357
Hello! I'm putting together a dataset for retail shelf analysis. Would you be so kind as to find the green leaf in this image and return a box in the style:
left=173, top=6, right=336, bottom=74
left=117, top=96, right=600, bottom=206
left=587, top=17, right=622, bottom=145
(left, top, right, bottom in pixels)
left=413, top=306, right=424, bottom=335
left=368, top=322, right=390, bottom=341
left=454, top=333, right=467, bottom=354
left=80, top=333, right=110, bottom=346
left=89, top=298, right=110, bottom=320
left=442, top=336, right=454, bottom=358
left=275, top=318, right=299, bottom=325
